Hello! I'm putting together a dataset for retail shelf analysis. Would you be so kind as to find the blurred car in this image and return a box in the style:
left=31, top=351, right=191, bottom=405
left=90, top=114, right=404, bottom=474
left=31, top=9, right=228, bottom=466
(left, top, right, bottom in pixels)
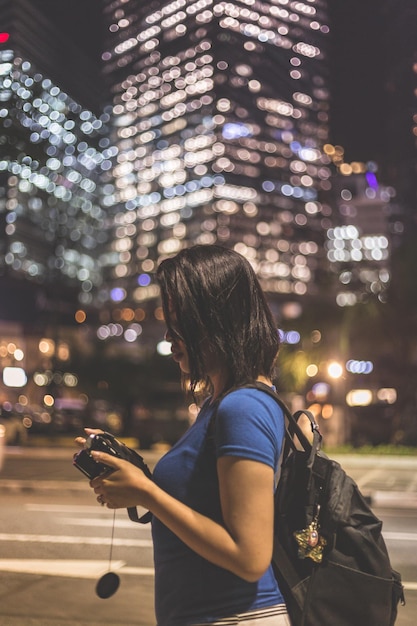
left=131, top=407, right=190, bottom=450
left=0, top=403, right=28, bottom=445
left=51, top=397, right=124, bottom=434
left=89, top=399, right=124, bottom=434
left=51, top=397, right=88, bottom=433
left=17, top=398, right=124, bottom=437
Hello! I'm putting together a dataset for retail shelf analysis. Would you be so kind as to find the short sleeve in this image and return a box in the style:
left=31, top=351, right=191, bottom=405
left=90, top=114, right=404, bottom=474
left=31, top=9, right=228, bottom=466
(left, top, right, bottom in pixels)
left=214, top=388, right=285, bottom=470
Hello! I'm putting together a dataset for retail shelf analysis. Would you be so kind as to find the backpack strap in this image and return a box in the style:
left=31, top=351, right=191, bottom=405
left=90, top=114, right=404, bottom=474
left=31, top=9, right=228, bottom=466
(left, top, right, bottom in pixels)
left=222, top=382, right=322, bottom=465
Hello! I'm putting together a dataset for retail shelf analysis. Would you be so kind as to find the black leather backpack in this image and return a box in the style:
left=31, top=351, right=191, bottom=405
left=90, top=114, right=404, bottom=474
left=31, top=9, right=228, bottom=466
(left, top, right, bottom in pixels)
left=213, top=382, right=405, bottom=626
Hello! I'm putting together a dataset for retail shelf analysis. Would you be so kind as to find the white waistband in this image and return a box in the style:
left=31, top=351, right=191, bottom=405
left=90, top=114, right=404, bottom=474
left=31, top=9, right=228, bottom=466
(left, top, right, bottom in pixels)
left=191, top=603, right=290, bottom=625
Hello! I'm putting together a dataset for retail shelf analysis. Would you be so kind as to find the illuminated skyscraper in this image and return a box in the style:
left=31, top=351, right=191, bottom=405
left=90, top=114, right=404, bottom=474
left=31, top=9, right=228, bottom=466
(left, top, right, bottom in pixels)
left=0, top=0, right=110, bottom=316
left=100, top=0, right=332, bottom=315
left=324, top=165, right=396, bottom=307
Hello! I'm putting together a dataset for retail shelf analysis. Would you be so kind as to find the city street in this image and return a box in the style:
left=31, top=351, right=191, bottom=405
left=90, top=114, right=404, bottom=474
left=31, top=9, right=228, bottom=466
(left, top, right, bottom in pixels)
left=2, top=1, right=417, bottom=625
left=0, top=447, right=416, bottom=625
left=0, top=490, right=155, bottom=626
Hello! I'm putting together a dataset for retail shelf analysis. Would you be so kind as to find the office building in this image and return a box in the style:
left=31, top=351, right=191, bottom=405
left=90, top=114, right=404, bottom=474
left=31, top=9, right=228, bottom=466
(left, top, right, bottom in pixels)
left=100, top=0, right=332, bottom=319
left=324, top=158, right=396, bottom=307
left=0, top=0, right=109, bottom=319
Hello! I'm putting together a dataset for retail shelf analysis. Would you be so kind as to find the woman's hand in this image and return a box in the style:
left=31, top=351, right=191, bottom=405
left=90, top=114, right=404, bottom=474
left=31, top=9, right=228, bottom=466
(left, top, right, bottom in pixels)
left=88, top=450, right=154, bottom=510
left=74, top=428, right=154, bottom=510
left=74, top=427, right=104, bottom=449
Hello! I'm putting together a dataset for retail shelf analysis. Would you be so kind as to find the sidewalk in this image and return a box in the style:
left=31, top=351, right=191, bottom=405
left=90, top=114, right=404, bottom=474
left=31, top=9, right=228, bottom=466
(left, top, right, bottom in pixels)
left=332, top=453, right=417, bottom=508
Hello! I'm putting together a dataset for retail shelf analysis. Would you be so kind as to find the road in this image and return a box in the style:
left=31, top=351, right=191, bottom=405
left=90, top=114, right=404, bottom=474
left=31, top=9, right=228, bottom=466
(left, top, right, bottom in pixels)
left=0, top=447, right=416, bottom=625
left=0, top=490, right=155, bottom=626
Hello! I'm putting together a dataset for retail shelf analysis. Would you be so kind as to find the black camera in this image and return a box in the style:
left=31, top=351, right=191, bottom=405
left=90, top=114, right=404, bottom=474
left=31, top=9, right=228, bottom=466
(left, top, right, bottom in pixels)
left=73, top=432, right=153, bottom=524
left=73, top=431, right=152, bottom=480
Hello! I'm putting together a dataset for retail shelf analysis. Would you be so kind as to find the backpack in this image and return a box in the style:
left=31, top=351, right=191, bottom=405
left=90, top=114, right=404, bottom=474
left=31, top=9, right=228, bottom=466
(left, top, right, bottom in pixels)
left=212, top=382, right=405, bottom=626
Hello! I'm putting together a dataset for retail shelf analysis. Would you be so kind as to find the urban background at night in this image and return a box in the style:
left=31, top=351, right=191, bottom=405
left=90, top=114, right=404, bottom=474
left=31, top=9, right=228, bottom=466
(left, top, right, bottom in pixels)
left=1, top=0, right=416, bottom=450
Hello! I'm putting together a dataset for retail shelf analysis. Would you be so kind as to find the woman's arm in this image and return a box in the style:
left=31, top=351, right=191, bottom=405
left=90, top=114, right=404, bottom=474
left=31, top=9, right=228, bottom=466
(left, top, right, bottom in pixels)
left=89, top=450, right=275, bottom=582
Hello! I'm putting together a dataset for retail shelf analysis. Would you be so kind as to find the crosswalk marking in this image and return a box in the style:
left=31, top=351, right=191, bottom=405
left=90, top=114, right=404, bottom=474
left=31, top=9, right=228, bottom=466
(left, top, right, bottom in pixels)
left=355, top=468, right=383, bottom=489
left=60, top=516, right=146, bottom=528
left=26, top=503, right=150, bottom=517
left=371, top=491, right=417, bottom=508
left=383, top=531, right=417, bottom=541
left=404, top=582, right=417, bottom=591
left=26, top=504, right=111, bottom=513
left=0, top=533, right=152, bottom=547
left=0, top=559, right=154, bottom=578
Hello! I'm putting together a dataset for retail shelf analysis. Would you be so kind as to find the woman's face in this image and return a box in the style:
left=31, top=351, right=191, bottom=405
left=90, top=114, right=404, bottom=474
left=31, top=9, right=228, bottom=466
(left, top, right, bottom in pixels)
left=164, top=302, right=222, bottom=383
left=165, top=322, right=190, bottom=374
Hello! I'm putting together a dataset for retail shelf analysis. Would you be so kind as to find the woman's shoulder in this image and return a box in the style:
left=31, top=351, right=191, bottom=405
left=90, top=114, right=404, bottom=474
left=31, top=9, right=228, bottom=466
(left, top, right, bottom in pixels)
left=218, top=385, right=284, bottom=417
left=214, top=385, right=285, bottom=461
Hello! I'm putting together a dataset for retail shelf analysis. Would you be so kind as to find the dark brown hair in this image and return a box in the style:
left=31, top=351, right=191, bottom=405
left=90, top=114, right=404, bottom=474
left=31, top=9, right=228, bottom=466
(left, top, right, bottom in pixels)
left=156, top=245, right=280, bottom=395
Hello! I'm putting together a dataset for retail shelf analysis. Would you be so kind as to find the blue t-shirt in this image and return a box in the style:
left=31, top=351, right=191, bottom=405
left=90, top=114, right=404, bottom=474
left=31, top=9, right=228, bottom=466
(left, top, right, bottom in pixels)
left=151, top=388, right=285, bottom=626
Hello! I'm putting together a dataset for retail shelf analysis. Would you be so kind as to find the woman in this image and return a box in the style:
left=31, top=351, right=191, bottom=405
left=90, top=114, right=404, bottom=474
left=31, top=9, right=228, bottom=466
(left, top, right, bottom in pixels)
left=78, top=245, right=290, bottom=625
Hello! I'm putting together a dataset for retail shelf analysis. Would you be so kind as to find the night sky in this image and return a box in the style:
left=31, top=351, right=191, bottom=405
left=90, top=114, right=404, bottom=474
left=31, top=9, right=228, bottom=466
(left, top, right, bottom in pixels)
left=34, top=0, right=387, bottom=163
left=328, top=0, right=387, bottom=160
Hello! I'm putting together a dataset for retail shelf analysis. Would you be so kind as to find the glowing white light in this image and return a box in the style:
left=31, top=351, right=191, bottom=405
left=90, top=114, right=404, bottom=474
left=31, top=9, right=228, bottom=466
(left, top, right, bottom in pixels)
left=327, top=362, right=343, bottom=379
left=157, top=340, right=172, bottom=356
left=346, top=389, right=373, bottom=407
left=3, top=367, right=27, bottom=387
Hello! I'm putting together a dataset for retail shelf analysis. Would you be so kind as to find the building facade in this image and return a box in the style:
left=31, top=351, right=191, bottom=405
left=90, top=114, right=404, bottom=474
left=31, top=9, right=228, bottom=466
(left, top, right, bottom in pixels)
left=325, top=163, right=397, bottom=307
left=100, top=0, right=333, bottom=319
left=0, top=0, right=109, bottom=317
left=0, top=0, right=413, bottom=445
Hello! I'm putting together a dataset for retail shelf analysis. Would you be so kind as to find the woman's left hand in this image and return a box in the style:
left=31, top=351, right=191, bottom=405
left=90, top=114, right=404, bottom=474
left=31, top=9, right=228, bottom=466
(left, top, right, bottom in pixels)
left=89, top=451, right=153, bottom=510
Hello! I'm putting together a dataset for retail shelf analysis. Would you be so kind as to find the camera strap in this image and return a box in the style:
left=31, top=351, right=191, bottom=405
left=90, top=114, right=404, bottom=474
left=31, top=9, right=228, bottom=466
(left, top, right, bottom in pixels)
left=120, top=446, right=153, bottom=524
left=127, top=507, right=152, bottom=524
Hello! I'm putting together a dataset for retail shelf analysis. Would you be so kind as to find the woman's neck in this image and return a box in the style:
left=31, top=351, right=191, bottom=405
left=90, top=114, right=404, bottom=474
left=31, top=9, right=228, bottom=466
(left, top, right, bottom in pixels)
left=210, top=373, right=273, bottom=402
left=209, top=369, right=228, bottom=402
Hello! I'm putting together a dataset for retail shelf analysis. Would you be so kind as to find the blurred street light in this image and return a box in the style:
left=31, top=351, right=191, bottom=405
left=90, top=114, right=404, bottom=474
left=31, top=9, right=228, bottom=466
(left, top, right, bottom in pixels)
left=3, top=367, right=27, bottom=388
left=327, top=361, right=344, bottom=379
